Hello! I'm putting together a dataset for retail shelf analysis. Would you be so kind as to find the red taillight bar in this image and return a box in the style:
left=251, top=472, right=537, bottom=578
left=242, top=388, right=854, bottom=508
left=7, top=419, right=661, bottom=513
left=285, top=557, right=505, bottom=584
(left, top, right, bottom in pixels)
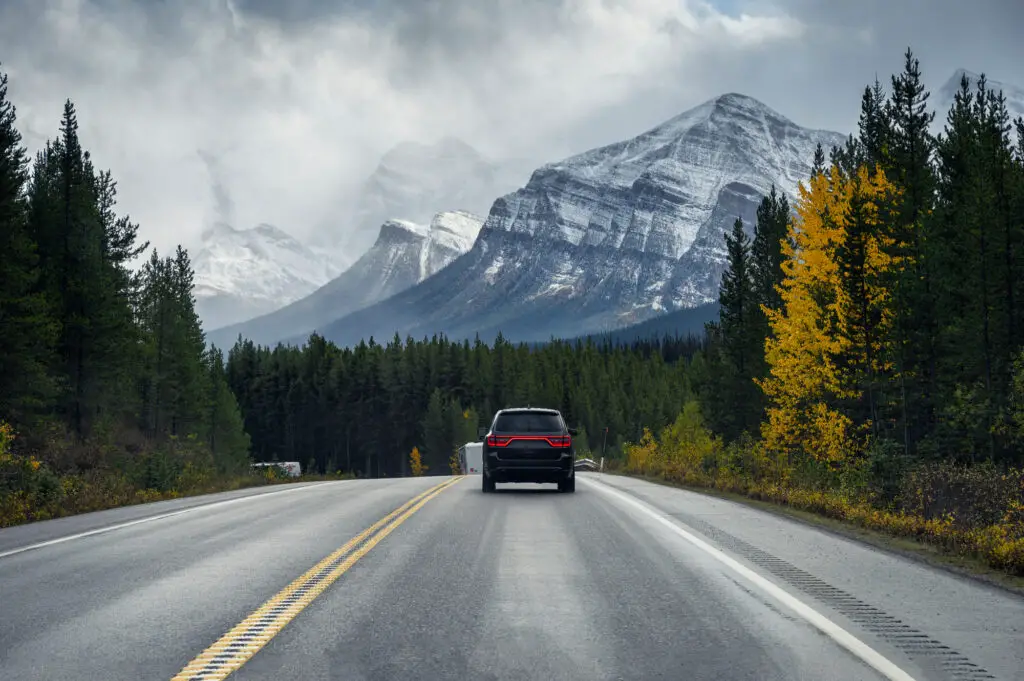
left=486, top=434, right=572, bottom=448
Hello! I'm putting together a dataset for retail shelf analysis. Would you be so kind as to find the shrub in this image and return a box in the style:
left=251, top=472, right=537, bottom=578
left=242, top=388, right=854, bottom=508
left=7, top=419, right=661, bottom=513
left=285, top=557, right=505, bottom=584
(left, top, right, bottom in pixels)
left=621, top=415, right=1024, bottom=576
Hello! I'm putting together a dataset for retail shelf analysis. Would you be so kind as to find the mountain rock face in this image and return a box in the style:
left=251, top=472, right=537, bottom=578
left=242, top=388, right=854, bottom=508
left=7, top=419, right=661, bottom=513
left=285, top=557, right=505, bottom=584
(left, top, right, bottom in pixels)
left=328, top=137, right=524, bottom=267
left=206, top=210, right=483, bottom=349
left=193, top=222, right=343, bottom=331
left=306, top=93, right=847, bottom=348
left=934, top=69, right=1024, bottom=129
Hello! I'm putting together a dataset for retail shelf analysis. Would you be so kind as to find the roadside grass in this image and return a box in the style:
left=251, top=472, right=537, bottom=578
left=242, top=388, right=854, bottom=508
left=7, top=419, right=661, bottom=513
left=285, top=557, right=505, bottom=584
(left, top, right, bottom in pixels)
left=616, top=405, right=1024, bottom=584
left=0, top=421, right=355, bottom=529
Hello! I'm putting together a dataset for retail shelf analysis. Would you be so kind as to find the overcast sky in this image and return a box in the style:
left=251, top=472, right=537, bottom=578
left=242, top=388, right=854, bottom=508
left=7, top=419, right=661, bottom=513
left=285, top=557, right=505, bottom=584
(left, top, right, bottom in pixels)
left=1, top=0, right=1022, bottom=256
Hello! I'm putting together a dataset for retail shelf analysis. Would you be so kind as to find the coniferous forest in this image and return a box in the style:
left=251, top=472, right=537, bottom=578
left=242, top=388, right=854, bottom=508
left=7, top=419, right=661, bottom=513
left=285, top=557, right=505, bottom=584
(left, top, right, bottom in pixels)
left=0, top=68, right=251, bottom=523
left=0, top=51, right=1022, bottom=572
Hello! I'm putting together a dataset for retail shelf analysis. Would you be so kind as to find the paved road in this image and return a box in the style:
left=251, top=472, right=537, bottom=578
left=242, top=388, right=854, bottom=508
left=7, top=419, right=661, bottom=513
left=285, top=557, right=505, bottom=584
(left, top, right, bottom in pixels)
left=1, top=474, right=1021, bottom=681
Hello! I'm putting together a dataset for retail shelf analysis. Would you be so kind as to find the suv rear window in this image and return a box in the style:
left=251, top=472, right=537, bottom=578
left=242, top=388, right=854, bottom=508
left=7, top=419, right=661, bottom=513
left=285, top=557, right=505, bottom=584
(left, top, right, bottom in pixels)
left=493, top=411, right=563, bottom=433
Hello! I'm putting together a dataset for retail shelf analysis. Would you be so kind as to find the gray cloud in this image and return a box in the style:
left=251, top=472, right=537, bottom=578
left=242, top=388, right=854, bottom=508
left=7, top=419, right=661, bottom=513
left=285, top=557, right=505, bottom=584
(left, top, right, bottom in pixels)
left=197, top=149, right=234, bottom=226
left=0, top=0, right=1020, bottom=257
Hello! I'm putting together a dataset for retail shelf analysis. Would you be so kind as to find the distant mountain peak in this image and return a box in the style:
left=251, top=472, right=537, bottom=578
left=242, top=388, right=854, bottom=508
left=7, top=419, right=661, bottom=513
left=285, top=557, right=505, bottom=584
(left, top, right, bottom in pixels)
left=251, top=223, right=295, bottom=241
left=934, top=69, right=1024, bottom=129
left=940, top=68, right=1022, bottom=96
left=712, top=91, right=768, bottom=108
left=377, top=218, right=429, bottom=244
left=193, top=222, right=343, bottom=331
left=200, top=221, right=237, bottom=243
left=379, top=136, right=483, bottom=170
left=430, top=209, right=484, bottom=238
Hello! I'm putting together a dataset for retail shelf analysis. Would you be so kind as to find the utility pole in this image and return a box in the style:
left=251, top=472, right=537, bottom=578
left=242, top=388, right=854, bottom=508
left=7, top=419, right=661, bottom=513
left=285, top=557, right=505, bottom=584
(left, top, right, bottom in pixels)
left=602, top=427, right=608, bottom=461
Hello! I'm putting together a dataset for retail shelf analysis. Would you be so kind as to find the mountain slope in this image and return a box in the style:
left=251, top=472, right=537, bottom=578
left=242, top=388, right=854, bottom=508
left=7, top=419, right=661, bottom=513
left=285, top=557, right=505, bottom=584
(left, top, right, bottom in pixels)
left=933, top=69, right=1024, bottom=130
left=560, top=302, right=720, bottom=347
left=193, top=222, right=342, bottom=330
left=305, top=93, right=846, bottom=348
left=207, top=210, right=483, bottom=349
left=323, top=138, right=524, bottom=267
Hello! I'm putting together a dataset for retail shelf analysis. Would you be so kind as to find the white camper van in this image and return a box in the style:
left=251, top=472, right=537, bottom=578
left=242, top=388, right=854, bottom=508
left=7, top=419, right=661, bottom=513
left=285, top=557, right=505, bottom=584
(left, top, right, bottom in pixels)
left=458, top=442, right=483, bottom=475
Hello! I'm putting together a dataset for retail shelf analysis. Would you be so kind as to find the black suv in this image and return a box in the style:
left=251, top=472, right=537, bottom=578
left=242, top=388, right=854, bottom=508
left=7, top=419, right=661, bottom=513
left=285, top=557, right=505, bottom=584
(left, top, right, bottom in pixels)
left=478, top=407, right=577, bottom=493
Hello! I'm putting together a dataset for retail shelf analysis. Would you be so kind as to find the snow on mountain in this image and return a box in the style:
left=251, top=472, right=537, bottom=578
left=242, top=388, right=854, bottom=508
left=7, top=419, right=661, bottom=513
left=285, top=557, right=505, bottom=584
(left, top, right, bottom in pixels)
left=306, top=93, right=847, bottom=348
left=330, top=137, right=525, bottom=267
left=934, top=69, right=1024, bottom=130
left=205, top=210, right=483, bottom=349
left=193, top=222, right=343, bottom=331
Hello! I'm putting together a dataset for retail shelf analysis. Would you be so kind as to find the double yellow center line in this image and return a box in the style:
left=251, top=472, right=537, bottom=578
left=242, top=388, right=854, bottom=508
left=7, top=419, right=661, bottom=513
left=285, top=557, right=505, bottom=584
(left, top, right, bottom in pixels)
left=171, top=476, right=464, bottom=680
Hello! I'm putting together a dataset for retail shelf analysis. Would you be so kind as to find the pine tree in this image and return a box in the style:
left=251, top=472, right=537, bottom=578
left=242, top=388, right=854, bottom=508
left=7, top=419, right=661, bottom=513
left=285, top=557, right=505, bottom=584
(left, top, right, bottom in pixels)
left=719, top=218, right=754, bottom=374
left=858, top=77, right=890, bottom=168
left=421, top=388, right=449, bottom=472
left=0, top=67, right=56, bottom=424
left=204, top=346, right=251, bottom=472
left=705, top=217, right=762, bottom=438
left=884, top=48, right=937, bottom=453
left=751, top=185, right=791, bottom=323
left=833, top=166, right=902, bottom=438
left=811, top=143, right=826, bottom=178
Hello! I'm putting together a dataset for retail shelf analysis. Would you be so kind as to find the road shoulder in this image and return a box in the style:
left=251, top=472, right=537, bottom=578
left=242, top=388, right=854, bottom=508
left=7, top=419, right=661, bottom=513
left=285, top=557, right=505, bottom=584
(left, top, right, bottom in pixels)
left=611, top=471, right=1024, bottom=597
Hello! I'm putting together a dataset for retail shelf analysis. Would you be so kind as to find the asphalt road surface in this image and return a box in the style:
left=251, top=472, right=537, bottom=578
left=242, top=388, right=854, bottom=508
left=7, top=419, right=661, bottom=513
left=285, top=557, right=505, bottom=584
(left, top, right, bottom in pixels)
left=1, top=474, right=1022, bottom=681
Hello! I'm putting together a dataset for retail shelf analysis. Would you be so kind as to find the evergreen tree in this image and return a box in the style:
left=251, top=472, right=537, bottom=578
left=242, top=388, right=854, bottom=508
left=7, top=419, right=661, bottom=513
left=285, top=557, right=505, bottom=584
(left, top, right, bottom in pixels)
left=811, top=142, right=826, bottom=179
left=883, top=48, right=937, bottom=453
left=204, top=346, right=251, bottom=472
left=751, top=185, right=791, bottom=323
left=0, top=67, right=56, bottom=424
left=858, top=77, right=890, bottom=168
left=422, top=388, right=449, bottom=472
left=704, top=217, right=762, bottom=438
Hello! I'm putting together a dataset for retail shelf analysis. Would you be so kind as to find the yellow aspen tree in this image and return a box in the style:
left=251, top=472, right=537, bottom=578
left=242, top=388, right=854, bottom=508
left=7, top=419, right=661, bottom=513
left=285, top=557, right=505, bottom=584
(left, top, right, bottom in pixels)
left=759, top=164, right=901, bottom=466
left=409, top=446, right=427, bottom=476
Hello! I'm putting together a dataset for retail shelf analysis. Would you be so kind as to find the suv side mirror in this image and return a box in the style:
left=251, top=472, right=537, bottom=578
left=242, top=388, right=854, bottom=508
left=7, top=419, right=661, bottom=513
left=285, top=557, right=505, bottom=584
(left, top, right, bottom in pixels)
left=568, top=427, right=579, bottom=436
left=478, top=426, right=488, bottom=439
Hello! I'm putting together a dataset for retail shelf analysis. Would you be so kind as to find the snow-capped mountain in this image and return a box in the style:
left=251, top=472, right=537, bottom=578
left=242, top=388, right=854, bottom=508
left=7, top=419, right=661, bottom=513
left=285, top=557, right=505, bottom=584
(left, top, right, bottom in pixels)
left=193, top=222, right=343, bottom=331
left=206, top=210, right=484, bottom=349
left=304, top=93, right=847, bottom=348
left=326, top=137, right=526, bottom=268
left=934, top=69, right=1024, bottom=129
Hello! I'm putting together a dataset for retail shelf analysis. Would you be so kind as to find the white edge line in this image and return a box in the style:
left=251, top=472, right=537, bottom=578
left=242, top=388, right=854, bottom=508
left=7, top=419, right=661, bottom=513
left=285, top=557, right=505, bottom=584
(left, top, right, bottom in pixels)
left=0, top=481, right=338, bottom=560
left=580, top=476, right=918, bottom=681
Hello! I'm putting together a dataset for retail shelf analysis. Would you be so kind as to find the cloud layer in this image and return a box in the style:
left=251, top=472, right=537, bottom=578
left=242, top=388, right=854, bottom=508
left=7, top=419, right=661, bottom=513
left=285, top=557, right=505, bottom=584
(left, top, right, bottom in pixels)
left=1, top=0, right=1021, bottom=256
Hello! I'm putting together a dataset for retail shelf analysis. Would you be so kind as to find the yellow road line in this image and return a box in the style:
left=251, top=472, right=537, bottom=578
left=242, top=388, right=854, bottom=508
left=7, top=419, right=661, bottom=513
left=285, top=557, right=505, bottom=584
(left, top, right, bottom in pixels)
left=170, top=476, right=464, bottom=680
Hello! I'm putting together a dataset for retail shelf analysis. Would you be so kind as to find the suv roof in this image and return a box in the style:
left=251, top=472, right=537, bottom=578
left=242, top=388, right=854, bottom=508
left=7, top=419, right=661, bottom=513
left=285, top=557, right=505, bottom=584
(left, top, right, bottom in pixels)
left=497, top=407, right=560, bottom=414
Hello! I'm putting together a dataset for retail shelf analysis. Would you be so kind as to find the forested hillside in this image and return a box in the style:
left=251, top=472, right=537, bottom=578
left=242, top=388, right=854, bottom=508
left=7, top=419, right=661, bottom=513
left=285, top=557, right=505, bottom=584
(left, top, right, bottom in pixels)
left=224, top=333, right=701, bottom=477
left=627, top=51, right=1024, bottom=575
left=0, top=68, right=252, bottom=525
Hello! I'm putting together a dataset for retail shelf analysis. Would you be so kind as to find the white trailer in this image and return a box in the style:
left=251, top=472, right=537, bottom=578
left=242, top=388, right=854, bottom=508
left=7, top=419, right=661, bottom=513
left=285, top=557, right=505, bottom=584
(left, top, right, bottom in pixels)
left=458, top=442, right=483, bottom=475
left=251, top=461, right=302, bottom=477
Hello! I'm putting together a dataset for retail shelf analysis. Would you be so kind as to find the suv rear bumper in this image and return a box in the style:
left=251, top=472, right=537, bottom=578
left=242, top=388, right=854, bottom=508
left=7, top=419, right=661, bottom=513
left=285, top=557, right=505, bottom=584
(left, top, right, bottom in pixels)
left=483, top=452, right=574, bottom=484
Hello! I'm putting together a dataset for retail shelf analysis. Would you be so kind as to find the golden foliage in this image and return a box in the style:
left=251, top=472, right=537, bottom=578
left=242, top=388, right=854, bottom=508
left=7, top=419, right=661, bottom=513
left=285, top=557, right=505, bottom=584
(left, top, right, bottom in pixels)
left=624, top=427, right=659, bottom=475
left=409, top=446, right=427, bottom=477
left=759, top=164, right=903, bottom=463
